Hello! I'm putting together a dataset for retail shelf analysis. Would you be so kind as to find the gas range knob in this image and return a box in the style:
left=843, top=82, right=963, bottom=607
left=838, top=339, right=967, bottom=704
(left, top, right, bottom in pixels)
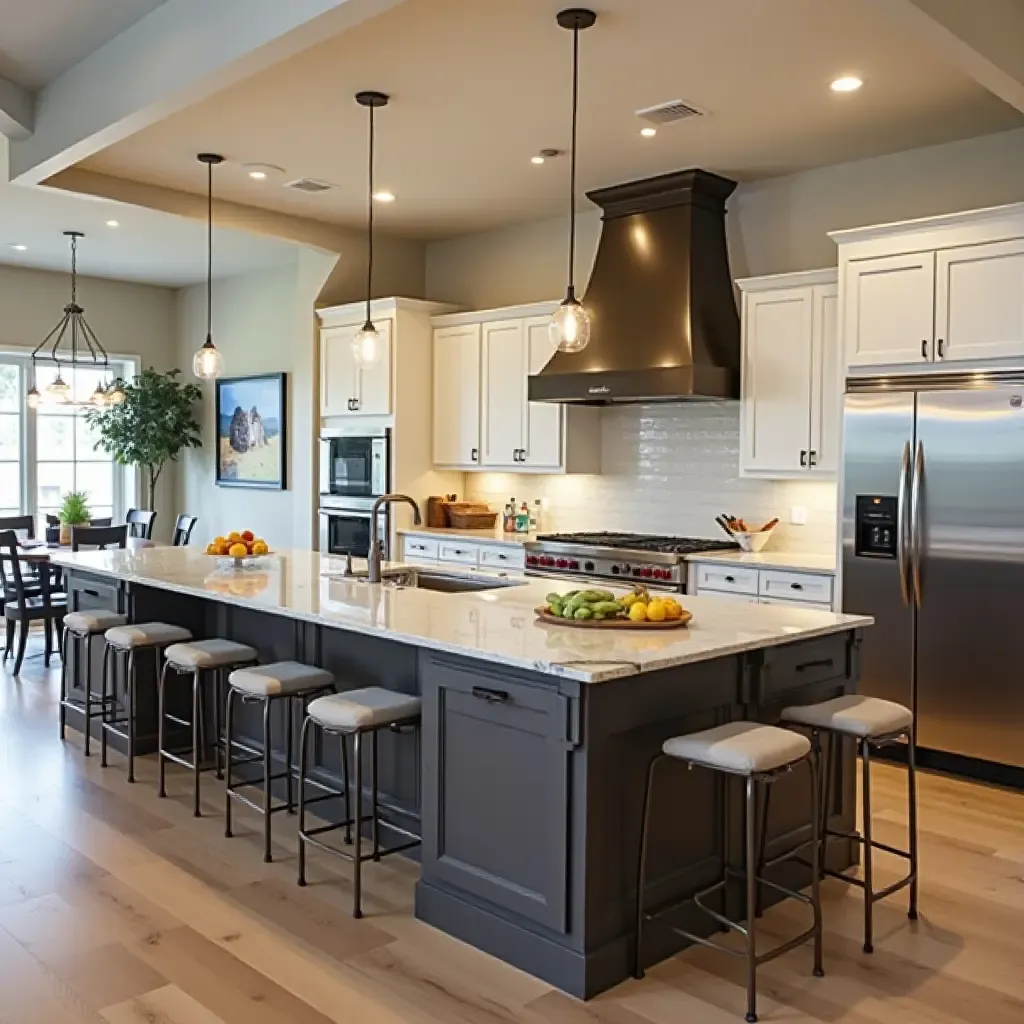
left=584, top=561, right=595, bottom=572
left=640, top=567, right=654, bottom=578
left=611, top=565, right=621, bottom=575
left=542, top=556, right=556, bottom=567
left=568, top=560, right=580, bottom=571
left=556, top=558, right=568, bottom=569
left=526, top=555, right=538, bottom=566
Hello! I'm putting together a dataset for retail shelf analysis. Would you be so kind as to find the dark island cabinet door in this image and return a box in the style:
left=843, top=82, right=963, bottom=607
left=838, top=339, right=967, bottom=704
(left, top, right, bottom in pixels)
left=420, top=655, right=576, bottom=934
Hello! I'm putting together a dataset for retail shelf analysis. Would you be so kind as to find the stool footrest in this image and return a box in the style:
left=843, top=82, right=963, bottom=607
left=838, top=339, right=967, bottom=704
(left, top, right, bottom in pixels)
left=159, top=749, right=219, bottom=774
left=299, top=826, right=420, bottom=867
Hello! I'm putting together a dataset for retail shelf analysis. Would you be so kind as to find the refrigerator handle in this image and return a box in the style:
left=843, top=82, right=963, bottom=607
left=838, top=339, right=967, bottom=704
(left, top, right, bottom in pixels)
left=897, top=440, right=912, bottom=606
left=910, top=440, right=924, bottom=607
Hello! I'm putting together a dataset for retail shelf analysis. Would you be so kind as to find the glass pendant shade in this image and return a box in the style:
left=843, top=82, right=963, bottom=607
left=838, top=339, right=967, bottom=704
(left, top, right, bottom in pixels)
left=352, top=320, right=383, bottom=369
left=549, top=289, right=591, bottom=353
left=26, top=386, right=40, bottom=409
left=89, top=383, right=108, bottom=407
left=107, top=379, right=126, bottom=405
left=45, top=373, right=71, bottom=404
left=193, top=337, right=224, bottom=380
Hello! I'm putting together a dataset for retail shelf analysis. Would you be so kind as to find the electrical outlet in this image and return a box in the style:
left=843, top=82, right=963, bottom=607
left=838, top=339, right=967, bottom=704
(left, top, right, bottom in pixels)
left=789, top=505, right=808, bottom=526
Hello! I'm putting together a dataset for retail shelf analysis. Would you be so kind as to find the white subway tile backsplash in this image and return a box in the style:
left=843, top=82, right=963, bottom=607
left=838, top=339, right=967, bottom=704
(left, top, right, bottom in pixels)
left=467, top=403, right=838, bottom=554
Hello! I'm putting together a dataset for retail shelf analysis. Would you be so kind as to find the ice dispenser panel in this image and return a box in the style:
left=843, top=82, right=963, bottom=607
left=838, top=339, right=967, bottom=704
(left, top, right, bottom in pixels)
left=855, top=496, right=898, bottom=559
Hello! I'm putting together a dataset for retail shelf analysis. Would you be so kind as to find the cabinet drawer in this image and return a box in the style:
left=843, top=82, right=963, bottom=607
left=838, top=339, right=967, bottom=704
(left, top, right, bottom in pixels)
left=438, top=542, right=479, bottom=566
left=402, top=536, right=440, bottom=560
left=67, top=572, right=123, bottom=614
left=478, top=545, right=525, bottom=571
left=759, top=634, right=849, bottom=702
left=695, top=563, right=759, bottom=595
left=759, top=570, right=833, bottom=606
left=759, top=596, right=832, bottom=610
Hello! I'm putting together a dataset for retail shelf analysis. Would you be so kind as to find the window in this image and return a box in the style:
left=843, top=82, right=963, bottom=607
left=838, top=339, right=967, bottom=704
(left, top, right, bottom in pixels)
left=0, top=354, right=135, bottom=528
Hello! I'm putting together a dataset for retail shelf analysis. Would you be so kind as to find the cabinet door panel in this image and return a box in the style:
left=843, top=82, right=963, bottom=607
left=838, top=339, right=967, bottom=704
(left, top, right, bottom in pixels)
left=845, top=252, right=935, bottom=367
left=741, top=287, right=813, bottom=474
left=355, top=318, right=392, bottom=415
left=320, top=326, right=359, bottom=416
left=809, top=283, right=839, bottom=475
left=433, top=324, right=481, bottom=466
left=522, top=316, right=563, bottom=469
left=481, top=320, right=525, bottom=467
left=936, top=240, right=1024, bottom=362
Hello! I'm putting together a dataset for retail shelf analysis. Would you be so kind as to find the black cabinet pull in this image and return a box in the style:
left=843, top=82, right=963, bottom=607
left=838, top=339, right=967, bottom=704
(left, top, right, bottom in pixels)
left=921, top=339, right=928, bottom=359
left=471, top=685, right=509, bottom=704
left=790, top=582, right=804, bottom=591
left=796, top=658, right=835, bottom=673
left=471, top=447, right=479, bottom=462
left=937, top=338, right=945, bottom=358
left=82, top=589, right=99, bottom=598
left=808, top=450, right=817, bottom=467
left=724, top=575, right=736, bottom=584
left=799, top=449, right=807, bottom=468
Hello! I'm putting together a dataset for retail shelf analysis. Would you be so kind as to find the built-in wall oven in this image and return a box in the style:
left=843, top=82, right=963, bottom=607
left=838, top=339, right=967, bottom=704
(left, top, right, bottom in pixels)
left=318, top=427, right=391, bottom=557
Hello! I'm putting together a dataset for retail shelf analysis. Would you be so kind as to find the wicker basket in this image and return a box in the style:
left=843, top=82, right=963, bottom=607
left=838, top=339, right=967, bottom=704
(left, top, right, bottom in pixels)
left=447, top=510, right=498, bottom=529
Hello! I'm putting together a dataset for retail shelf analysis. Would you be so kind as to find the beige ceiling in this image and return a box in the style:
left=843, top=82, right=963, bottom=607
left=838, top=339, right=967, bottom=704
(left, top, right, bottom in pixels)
left=73, top=0, right=1022, bottom=240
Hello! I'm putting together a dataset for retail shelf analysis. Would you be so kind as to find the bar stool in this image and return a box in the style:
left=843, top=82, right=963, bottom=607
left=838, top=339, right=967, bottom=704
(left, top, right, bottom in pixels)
left=781, top=694, right=918, bottom=954
left=634, top=722, right=823, bottom=1024
left=297, top=687, right=422, bottom=918
left=157, top=638, right=258, bottom=815
left=223, top=661, right=335, bottom=862
left=59, top=610, right=127, bottom=755
left=100, top=621, right=192, bottom=779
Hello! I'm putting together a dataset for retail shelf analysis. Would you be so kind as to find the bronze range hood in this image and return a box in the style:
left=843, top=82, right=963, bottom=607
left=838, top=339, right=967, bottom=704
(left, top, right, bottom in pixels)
left=529, top=168, right=740, bottom=404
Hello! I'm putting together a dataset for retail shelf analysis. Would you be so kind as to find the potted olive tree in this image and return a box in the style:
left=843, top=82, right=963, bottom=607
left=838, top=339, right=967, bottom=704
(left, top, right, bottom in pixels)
left=57, top=490, right=90, bottom=545
left=86, top=368, right=203, bottom=514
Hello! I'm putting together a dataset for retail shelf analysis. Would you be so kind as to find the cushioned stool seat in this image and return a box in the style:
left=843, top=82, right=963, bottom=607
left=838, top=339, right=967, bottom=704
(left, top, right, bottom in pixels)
left=105, top=622, right=192, bottom=649
left=308, top=688, right=421, bottom=732
left=165, top=638, right=257, bottom=669
left=782, top=695, right=912, bottom=739
left=64, top=610, right=126, bottom=635
left=662, top=721, right=810, bottom=775
left=229, top=661, right=333, bottom=698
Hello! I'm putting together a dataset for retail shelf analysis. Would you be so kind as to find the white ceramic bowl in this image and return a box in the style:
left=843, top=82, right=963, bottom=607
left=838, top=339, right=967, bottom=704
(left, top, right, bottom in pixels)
left=732, top=530, right=773, bottom=553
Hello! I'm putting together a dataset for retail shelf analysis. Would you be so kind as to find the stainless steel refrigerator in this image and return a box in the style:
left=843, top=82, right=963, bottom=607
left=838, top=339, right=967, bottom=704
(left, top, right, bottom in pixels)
left=842, top=371, right=1024, bottom=772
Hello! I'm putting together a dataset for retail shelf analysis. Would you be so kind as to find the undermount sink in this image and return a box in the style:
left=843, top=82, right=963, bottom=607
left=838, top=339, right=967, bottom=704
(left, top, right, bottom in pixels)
left=398, top=571, right=525, bottom=594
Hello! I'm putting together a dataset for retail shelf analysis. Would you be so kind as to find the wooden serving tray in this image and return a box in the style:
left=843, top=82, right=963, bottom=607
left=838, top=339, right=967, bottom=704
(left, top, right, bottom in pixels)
left=534, top=608, right=693, bottom=630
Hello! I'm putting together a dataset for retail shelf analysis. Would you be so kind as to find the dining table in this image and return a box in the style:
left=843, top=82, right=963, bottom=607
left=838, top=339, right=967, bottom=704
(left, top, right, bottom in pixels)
left=15, top=537, right=156, bottom=563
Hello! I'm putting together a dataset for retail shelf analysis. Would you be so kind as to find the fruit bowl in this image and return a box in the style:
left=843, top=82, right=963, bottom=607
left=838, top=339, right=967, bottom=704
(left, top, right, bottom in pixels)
left=209, top=551, right=274, bottom=569
left=204, top=531, right=271, bottom=565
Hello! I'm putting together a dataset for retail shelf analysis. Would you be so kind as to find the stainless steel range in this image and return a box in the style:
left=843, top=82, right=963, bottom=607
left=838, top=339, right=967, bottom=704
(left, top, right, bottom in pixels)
left=524, top=533, right=738, bottom=593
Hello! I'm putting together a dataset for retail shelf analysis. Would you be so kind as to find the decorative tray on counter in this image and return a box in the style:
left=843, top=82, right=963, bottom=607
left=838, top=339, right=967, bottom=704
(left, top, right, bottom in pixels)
left=533, top=586, right=692, bottom=630
left=534, top=607, right=692, bottom=630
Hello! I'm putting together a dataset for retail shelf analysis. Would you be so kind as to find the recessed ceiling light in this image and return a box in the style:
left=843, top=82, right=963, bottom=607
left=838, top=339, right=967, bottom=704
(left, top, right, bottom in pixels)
left=243, top=162, right=283, bottom=181
left=640, top=126, right=657, bottom=138
left=9, top=244, right=27, bottom=251
left=831, top=75, right=863, bottom=93
left=372, top=190, right=395, bottom=203
left=105, top=219, right=119, bottom=228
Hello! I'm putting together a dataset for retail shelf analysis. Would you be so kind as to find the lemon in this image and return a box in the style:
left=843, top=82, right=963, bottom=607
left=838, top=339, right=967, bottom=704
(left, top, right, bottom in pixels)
left=628, top=602, right=648, bottom=623
left=228, top=542, right=248, bottom=558
left=647, top=600, right=667, bottom=623
left=620, top=593, right=639, bottom=609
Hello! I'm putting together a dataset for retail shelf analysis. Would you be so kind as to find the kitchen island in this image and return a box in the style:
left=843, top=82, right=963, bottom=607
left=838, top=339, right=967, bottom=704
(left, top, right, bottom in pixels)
left=52, top=546, right=870, bottom=998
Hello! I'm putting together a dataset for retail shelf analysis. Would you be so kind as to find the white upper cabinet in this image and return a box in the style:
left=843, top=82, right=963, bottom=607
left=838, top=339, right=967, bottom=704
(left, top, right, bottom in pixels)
left=844, top=252, right=935, bottom=367
left=431, top=303, right=600, bottom=475
left=738, top=270, right=839, bottom=478
left=320, top=318, right=392, bottom=416
left=833, top=202, right=1024, bottom=370
left=935, top=239, right=1024, bottom=363
left=432, top=324, right=481, bottom=467
left=481, top=320, right=526, bottom=467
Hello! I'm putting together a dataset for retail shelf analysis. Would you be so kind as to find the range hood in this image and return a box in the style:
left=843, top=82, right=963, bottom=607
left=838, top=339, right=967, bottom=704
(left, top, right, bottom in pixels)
left=529, top=168, right=740, bottom=404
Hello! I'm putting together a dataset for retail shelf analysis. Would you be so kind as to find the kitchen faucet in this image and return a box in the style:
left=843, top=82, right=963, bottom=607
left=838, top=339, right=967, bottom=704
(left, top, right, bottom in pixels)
left=367, top=494, right=421, bottom=583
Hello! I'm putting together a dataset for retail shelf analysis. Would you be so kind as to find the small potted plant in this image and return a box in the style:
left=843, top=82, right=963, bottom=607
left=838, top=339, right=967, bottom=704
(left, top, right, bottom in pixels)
left=58, top=490, right=90, bottom=546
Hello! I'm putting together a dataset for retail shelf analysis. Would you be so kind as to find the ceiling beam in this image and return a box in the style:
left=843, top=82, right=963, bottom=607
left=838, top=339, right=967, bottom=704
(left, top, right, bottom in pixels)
left=0, top=74, right=33, bottom=139
left=870, top=0, right=1024, bottom=114
left=8, top=0, right=406, bottom=184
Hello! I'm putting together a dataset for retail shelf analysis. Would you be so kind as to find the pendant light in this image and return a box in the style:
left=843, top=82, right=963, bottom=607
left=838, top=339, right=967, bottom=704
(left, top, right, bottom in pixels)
left=27, top=231, right=122, bottom=408
left=352, top=90, right=389, bottom=370
left=193, top=153, right=225, bottom=380
left=550, top=8, right=596, bottom=353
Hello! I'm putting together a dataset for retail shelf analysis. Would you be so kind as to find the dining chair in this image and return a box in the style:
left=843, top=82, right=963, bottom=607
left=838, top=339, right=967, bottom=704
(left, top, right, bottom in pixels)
left=125, top=509, right=157, bottom=540
left=71, top=525, right=129, bottom=551
left=0, top=530, right=66, bottom=675
left=0, top=515, right=35, bottom=540
left=172, top=514, right=199, bottom=547
left=45, top=515, right=112, bottom=528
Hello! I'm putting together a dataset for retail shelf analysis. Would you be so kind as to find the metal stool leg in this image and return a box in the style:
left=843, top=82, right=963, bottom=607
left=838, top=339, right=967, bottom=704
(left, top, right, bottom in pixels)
left=224, top=687, right=235, bottom=838
left=745, top=774, right=758, bottom=1024
left=755, top=783, right=772, bottom=918
left=100, top=642, right=111, bottom=767
left=126, top=650, right=137, bottom=783
left=353, top=729, right=363, bottom=919
left=262, top=696, right=273, bottom=863
left=286, top=696, right=294, bottom=813
left=297, top=715, right=312, bottom=887
left=157, top=659, right=169, bottom=798
left=191, top=670, right=203, bottom=816
left=371, top=728, right=380, bottom=861
left=861, top=738, right=874, bottom=954
left=819, top=730, right=835, bottom=878
left=632, top=754, right=662, bottom=980
left=213, top=669, right=223, bottom=780
left=342, top=733, right=352, bottom=844
left=809, top=735, right=824, bottom=978
left=83, top=635, right=92, bottom=756
left=907, top=730, right=919, bottom=921
left=58, top=628, right=69, bottom=740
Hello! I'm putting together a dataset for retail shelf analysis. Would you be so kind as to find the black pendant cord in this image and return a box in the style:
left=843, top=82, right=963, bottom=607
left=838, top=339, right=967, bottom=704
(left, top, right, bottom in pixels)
left=567, top=20, right=579, bottom=298
left=207, top=158, right=214, bottom=342
left=365, top=102, right=375, bottom=329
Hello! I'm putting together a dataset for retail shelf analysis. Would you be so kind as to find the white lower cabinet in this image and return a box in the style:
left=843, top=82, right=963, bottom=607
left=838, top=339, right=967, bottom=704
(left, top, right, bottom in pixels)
left=432, top=304, right=599, bottom=474
left=399, top=535, right=525, bottom=575
left=691, top=561, right=835, bottom=610
left=738, top=270, right=839, bottom=478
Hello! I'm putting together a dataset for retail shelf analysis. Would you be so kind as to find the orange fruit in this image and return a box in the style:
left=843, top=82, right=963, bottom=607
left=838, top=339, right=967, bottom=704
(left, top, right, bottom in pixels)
left=227, top=531, right=242, bottom=542
left=228, top=542, right=248, bottom=558
left=252, top=540, right=269, bottom=555
left=213, top=536, right=227, bottom=547
left=205, top=542, right=217, bottom=555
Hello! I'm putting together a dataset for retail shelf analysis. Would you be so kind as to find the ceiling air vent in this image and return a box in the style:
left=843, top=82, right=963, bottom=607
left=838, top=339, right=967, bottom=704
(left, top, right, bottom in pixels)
left=285, top=177, right=335, bottom=194
left=635, top=99, right=706, bottom=127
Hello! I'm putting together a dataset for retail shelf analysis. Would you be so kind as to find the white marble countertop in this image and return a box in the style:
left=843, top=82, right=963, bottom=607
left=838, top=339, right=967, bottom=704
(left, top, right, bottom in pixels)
left=686, top=550, right=837, bottom=574
left=50, top=547, right=868, bottom=683
left=398, top=526, right=536, bottom=547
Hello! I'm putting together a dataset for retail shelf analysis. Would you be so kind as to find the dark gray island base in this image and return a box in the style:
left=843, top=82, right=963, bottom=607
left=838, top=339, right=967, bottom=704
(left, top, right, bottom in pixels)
left=62, top=566, right=861, bottom=1000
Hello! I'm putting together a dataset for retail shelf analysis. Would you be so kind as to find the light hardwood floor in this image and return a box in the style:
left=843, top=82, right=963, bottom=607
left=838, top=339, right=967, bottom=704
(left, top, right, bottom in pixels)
left=1, top=640, right=1023, bottom=1023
